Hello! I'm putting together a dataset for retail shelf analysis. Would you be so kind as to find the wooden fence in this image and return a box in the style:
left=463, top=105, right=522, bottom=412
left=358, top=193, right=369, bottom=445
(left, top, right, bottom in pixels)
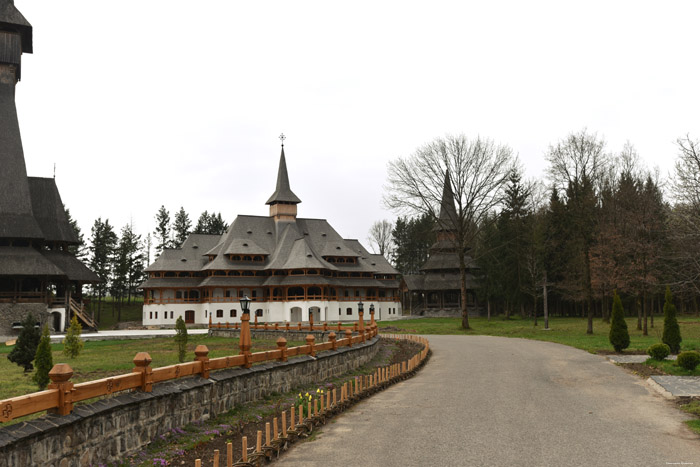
left=194, top=334, right=430, bottom=467
left=0, top=313, right=379, bottom=424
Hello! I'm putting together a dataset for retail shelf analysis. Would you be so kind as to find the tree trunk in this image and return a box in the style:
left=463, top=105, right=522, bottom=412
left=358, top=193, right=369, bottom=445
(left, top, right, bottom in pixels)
left=487, top=300, right=491, bottom=322
left=459, top=250, right=470, bottom=329
left=602, top=294, right=609, bottom=323
left=543, top=273, right=549, bottom=330
left=533, top=295, right=538, bottom=326
left=636, top=298, right=642, bottom=331
left=642, top=293, right=648, bottom=336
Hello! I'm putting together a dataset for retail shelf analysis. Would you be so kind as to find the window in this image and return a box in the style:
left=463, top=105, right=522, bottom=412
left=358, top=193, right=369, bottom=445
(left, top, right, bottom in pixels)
left=230, top=309, right=237, bottom=318
left=185, top=310, right=195, bottom=323
left=346, top=308, right=352, bottom=315
left=252, top=290, right=257, bottom=298
left=149, top=312, right=153, bottom=319
left=344, top=290, right=349, bottom=298
left=170, top=311, right=174, bottom=319
left=216, top=309, right=223, bottom=318
left=355, top=290, right=360, bottom=297
left=155, top=312, right=158, bottom=319
left=256, top=309, right=263, bottom=317
left=205, top=310, right=208, bottom=318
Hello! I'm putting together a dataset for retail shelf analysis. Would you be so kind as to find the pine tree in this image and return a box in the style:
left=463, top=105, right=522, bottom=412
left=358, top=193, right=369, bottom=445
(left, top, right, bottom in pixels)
left=154, top=205, right=172, bottom=256
left=210, top=212, right=228, bottom=235
left=33, top=324, right=53, bottom=389
left=63, top=315, right=84, bottom=359
left=65, top=206, right=87, bottom=260
left=174, top=316, right=188, bottom=363
left=8, top=314, right=41, bottom=372
left=89, top=218, right=117, bottom=321
left=609, top=290, right=630, bottom=352
left=662, top=287, right=682, bottom=354
left=172, top=206, right=192, bottom=247
left=194, top=210, right=211, bottom=234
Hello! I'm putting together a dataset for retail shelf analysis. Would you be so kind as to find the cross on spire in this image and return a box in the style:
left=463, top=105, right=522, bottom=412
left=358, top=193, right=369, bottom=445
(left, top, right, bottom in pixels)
left=279, top=133, right=286, bottom=147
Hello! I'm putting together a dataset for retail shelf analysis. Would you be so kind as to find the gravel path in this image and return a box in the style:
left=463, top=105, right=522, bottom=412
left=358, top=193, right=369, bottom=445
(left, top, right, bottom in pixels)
left=277, top=335, right=700, bottom=467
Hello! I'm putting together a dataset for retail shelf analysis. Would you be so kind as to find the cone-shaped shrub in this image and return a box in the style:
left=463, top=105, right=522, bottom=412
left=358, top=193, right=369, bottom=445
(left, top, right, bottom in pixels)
left=33, top=324, right=53, bottom=389
left=8, top=314, right=41, bottom=372
left=662, top=287, right=682, bottom=354
left=63, top=315, right=84, bottom=359
left=174, top=316, right=188, bottom=363
left=609, top=291, right=630, bottom=352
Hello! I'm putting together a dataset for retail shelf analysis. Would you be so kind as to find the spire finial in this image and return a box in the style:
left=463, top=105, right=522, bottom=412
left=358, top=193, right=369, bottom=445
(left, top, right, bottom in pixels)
left=279, top=133, right=286, bottom=147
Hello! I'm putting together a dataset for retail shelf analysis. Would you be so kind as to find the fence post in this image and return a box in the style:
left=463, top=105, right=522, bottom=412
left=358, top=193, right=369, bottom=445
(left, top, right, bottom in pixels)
left=242, top=436, right=248, bottom=462
left=345, top=329, right=352, bottom=347
left=298, top=322, right=302, bottom=331
left=306, top=334, right=316, bottom=357
left=227, top=442, right=233, bottom=467
left=337, top=321, right=342, bottom=332
left=132, top=352, right=153, bottom=392
left=329, top=331, right=337, bottom=350
left=48, top=363, right=74, bottom=416
left=358, top=309, right=365, bottom=343
left=209, top=315, right=212, bottom=329
left=264, top=322, right=269, bottom=330
left=323, top=321, right=328, bottom=331
left=213, top=449, right=220, bottom=467
left=277, top=337, right=288, bottom=362
left=309, top=311, right=314, bottom=330
left=194, top=345, right=210, bottom=379
left=353, top=322, right=358, bottom=332
left=286, top=322, right=290, bottom=331
left=274, top=322, right=279, bottom=330
left=240, top=310, right=252, bottom=368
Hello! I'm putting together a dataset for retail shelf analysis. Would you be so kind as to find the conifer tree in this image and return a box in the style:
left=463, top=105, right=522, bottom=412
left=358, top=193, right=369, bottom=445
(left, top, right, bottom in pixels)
left=89, top=217, right=118, bottom=320
left=174, top=316, right=188, bottom=363
left=609, top=291, right=630, bottom=352
left=8, top=314, right=40, bottom=372
left=154, top=205, right=172, bottom=256
left=662, top=287, right=682, bottom=354
left=173, top=207, right=192, bottom=247
left=63, top=315, right=84, bottom=359
left=33, top=324, right=53, bottom=389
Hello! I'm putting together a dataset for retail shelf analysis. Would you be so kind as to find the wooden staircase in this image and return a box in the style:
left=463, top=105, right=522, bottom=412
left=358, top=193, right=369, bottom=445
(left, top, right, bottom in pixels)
left=69, top=298, right=98, bottom=330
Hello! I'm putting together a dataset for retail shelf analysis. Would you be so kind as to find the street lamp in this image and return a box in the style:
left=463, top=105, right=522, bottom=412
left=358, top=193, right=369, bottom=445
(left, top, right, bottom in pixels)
left=239, top=295, right=251, bottom=315
left=369, top=303, right=376, bottom=335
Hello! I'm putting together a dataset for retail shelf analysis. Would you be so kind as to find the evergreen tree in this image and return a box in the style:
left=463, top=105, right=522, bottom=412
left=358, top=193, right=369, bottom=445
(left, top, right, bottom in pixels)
left=172, top=207, right=192, bottom=247
left=194, top=210, right=211, bottom=234
left=33, top=324, right=53, bottom=390
left=112, top=222, right=145, bottom=314
left=154, top=205, right=172, bottom=256
left=391, top=214, right=434, bottom=274
left=63, top=315, right=84, bottom=359
left=609, top=291, right=630, bottom=352
left=662, top=287, right=682, bottom=353
left=7, top=314, right=40, bottom=372
left=89, top=218, right=117, bottom=321
left=65, top=206, right=87, bottom=260
left=174, top=316, right=188, bottom=363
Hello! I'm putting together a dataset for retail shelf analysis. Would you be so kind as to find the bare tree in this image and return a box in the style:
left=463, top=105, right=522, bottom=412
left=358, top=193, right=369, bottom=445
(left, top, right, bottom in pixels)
left=385, top=134, right=516, bottom=329
left=545, top=129, right=609, bottom=335
left=367, top=219, right=393, bottom=257
left=673, top=135, right=700, bottom=206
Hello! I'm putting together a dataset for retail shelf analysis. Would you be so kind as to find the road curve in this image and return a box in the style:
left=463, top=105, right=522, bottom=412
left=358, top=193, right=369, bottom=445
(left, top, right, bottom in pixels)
left=277, top=335, right=700, bottom=467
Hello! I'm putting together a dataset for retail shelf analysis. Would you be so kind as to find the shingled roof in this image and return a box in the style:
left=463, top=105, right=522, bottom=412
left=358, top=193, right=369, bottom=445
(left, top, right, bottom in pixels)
left=0, top=0, right=32, bottom=54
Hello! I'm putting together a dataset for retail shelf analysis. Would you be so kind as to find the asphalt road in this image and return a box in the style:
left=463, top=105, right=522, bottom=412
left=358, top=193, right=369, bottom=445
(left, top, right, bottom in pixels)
left=276, top=335, right=700, bottom=467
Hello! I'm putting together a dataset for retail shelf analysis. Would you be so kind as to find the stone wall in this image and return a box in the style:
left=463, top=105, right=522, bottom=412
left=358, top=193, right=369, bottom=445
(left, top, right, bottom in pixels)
left=0, top=303, right=49, bottom=342
left=0, top=337, right=380, bottom=466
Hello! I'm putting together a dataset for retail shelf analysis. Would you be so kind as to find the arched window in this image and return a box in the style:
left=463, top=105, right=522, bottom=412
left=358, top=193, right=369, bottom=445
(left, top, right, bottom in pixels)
left=308, top=286, right=322, bottom=297
left=242, top=271, right=254, bottom=276
left=243, top=256, right=252, bottom=261
left=164, top=271, right=176, bottom=278
left=291, top=269, right=304, bottom=276
left=307, top=269, right=318, bottom=275
left=233, top=255, right=241, bottom=261
left=273, top=288, right=283, bottom=298
left=253, top=256, right=263, bottom=262
left=288, top=287, right=304, bottom=299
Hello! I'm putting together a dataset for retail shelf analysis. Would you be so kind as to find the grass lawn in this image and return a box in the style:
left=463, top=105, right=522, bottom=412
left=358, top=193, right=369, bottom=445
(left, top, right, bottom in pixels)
left=86, top=297, right=144, bottom=330
left=377, top=315, right=700, bottom=354
left=0, top=335, right=304, bottom=401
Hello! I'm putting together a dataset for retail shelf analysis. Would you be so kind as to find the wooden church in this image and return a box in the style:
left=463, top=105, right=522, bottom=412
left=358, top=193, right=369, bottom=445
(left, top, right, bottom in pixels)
left=0, top=0, right=98, bottom=340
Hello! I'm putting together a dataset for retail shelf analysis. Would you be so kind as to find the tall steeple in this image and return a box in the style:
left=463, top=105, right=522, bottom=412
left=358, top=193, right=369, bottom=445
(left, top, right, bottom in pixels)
left=436, top=169, right=458, bottom=232
left=0, top=0, right=42, bottom=239
left=266, top=135, right=301, bottom=221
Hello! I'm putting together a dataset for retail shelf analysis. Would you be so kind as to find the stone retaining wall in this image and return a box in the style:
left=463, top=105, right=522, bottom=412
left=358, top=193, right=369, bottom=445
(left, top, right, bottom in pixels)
left=0, top=337, right=379, bottom=466
left=0, top=303, right=49, bottom=342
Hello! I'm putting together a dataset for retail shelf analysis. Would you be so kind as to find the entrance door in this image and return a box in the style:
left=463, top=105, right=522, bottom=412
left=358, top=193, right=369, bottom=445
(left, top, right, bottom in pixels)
left=185, top=310, right=195, bottom=324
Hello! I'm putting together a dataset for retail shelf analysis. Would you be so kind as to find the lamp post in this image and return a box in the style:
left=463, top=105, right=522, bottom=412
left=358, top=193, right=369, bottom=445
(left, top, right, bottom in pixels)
left=358, top=301, right=365, bottom=342
left=369, top=303, right=376, bottom=336
left=239, top=295, right=252, bottom=367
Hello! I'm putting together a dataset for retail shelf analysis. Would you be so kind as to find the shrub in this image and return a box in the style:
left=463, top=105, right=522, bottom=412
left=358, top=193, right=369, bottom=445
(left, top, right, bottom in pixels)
left=63, top=315, right=84, bottom=359
left=662, top=287, right=682, bottom=354
left=8, top=314, right=41, bottom=372
left=33, top=324, right=53, bottom=389
left=677, top=351, right=700, bottom=371
left=174, top=316, right=188, bottom=363
left=647, top=343, right=670, bottom=361
left=609, top=291, right=630, bottom=352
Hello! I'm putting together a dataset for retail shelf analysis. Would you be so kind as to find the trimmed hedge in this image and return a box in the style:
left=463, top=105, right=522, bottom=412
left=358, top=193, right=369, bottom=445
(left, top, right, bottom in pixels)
left=647, top=343, right=670, bottom=361
left=677, top=351, right=700, bottom=371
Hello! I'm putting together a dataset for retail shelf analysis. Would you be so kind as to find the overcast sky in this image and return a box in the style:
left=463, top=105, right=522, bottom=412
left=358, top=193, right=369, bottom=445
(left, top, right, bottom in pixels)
left=14, top=0, right=700, bottom=257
